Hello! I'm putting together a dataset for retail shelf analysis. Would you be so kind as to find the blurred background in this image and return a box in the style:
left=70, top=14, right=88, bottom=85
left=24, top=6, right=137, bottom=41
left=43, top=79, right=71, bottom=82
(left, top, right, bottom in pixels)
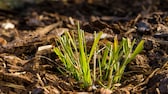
left=0, top=0, right=164, bottom=10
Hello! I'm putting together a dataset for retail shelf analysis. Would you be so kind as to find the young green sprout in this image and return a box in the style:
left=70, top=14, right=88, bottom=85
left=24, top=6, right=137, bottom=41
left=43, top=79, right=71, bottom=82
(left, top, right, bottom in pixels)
left=54, top=22, right=144, bottom=90
left=97, top=36, right=144, bottom=89
left=54, top=22, right=102, bottom=88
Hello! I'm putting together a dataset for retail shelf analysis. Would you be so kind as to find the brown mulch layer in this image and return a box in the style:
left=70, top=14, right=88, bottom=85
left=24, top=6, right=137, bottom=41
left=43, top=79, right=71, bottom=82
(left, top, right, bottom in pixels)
left=0, top=0, right=168, bottom=94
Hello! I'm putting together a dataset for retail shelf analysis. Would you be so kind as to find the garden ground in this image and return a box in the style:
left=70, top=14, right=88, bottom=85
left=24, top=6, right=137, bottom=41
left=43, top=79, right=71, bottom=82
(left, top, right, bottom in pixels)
left=0, top=0, right=168, bottom=94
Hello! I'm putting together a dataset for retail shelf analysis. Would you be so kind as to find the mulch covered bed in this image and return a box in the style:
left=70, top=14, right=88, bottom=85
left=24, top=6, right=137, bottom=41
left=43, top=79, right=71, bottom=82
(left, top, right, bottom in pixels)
left=0, top=0, right=168, bottom=94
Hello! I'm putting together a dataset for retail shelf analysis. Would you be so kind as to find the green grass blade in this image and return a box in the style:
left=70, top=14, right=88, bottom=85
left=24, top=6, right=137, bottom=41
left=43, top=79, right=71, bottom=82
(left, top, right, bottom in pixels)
left=130, top=40, right=144, bottom=60
left=101, top=43, right=110, bottom=68
left=88, top=31, right=103, bottom=63
left=114, top=35, right=118, bottom=53
left=53, top=47, right=64, bottom=60
left=77, top=22, right=92, bottom=87
left=66, top=31, right=78, bottom=51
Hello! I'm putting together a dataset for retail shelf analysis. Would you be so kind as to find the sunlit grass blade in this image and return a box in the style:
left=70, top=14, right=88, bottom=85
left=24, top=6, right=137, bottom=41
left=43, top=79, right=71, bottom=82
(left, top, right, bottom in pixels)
left=77, top=22, right=92, bottom=87
left=88, top=31, right=103, bottom=63
left=130, top=40, right=144, bottom=61
left=114, top=35, right=118, bottom=53
left=53, top=47, right=65, bottom=63
left=101, top=43, right=111, bottom=68
left=104, top=44, right=113, bottom=80
left=66, top=31, right=77, bottom=51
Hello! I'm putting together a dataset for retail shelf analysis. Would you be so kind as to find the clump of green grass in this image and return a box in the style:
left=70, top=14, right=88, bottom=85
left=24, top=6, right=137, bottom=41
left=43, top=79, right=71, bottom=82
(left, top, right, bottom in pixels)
left=54, top=22, right=144, bottom=90
left=97, top=36, right=144, bottom=89
left=54, top=22, right=102, bottom=87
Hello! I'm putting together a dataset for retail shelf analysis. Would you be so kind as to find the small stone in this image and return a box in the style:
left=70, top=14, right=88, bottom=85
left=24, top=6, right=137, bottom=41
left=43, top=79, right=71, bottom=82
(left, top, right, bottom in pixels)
left=1, top=22, right=15, bottom=29
left=136, top=21, right=150, bottom=34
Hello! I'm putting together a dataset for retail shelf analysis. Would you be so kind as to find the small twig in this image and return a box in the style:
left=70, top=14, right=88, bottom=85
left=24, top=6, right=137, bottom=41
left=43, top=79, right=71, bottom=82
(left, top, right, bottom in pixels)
left=156, top=88, right=161, bottom=94
left=36, top=73, right=45, bottom=87
left=0, top=81, right=25, bottom=90
left=133, top=68, right=160, bottom=91
left=35, top=55, right=67, bottom=72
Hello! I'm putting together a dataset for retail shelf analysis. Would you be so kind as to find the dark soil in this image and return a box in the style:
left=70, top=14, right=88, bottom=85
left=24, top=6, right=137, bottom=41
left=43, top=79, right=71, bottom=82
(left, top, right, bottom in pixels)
left=0, top=0, right=168, bottom=94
